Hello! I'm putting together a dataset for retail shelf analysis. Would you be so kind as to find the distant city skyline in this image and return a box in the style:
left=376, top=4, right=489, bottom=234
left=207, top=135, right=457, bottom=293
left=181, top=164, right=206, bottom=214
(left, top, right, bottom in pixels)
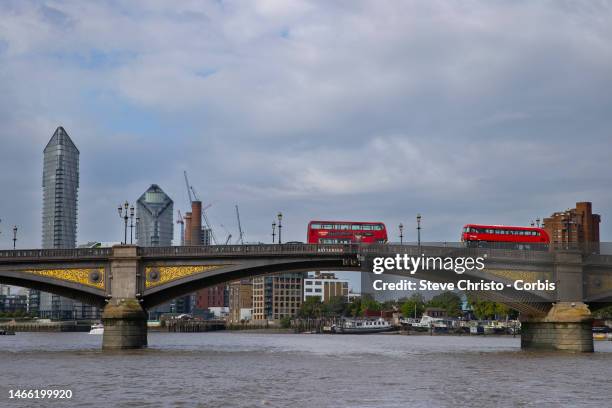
left=0, top=1, right=611, bottom=250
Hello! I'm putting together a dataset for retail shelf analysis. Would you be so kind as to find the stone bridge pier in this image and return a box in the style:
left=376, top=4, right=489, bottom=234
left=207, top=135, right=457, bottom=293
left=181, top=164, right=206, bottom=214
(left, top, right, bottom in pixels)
left=102, top=246, right=147, bottom=349
left=520, top=251, right=593, bottom=352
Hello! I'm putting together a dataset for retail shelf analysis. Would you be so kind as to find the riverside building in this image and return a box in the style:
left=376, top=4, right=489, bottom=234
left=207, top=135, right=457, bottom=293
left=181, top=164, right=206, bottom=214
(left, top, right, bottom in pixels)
left=303, top=272, right=349, bottom=302
left=252, top=273, right=303, bottom=323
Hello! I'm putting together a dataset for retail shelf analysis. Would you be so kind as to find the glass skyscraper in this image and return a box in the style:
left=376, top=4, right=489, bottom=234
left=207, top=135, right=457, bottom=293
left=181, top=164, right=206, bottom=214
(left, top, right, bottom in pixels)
left=38, top=127, right=97, bottom=319
left=42, top=126, right=79, bottom=248
left=136, top=184, right=174, bottom=247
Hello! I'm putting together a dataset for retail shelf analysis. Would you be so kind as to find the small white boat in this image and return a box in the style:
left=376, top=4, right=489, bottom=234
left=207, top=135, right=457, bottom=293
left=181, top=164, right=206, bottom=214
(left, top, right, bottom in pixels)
left=410, top=315, right=448, bottom=329
left=89, top=323, right=104, bottom=335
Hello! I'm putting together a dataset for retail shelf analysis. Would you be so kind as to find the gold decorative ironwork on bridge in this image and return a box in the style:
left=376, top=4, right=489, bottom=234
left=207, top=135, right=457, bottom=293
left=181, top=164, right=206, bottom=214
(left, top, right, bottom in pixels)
left=485, top=268, right=553, bottom=284
left=145, top=265, right=232, bottom=288
left=23, top=267, right=105, bottom=289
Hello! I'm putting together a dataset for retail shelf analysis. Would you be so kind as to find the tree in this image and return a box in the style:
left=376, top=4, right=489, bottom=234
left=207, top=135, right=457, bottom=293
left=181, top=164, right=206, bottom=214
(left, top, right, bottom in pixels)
left=298, top=296, right=324, bottom=318
left=400, top=293, right=425, bottom=318
left=466, top=294, right=517, bottom=320
left=346, top=297, right=362, bottom=317
left=325, top=296, right=347, bottom=317
left=427, top=291, right=462, bottom=317
left=592, top=305, right=612, bottom=319
left=280, top=316, right=292, bottom=328
left=360, top=294, right=382, bottom=315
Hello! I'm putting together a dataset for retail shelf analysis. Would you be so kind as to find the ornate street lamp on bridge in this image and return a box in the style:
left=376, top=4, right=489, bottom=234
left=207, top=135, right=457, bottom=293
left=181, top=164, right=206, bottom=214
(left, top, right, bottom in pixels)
left=118, top=201, right=135, bottom=245
left=416, top=213, right=421, bottom=252
left=272, top=221, right=276, bottom=244
left=277, top=212, right=283, bottom=244
left=398, top=223, right=404, bottom=244
left=12, top=225, right=17, bottom=250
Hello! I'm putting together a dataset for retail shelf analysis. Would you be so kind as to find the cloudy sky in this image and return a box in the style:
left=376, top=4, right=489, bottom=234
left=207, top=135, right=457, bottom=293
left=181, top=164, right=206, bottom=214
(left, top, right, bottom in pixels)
left=1, top=0, right=611, bottom=250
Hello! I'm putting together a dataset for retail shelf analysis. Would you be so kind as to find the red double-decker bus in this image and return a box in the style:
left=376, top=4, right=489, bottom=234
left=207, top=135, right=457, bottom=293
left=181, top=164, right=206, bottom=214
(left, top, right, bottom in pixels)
left=307, top=221, right=388, bottom=244
left=461, top=224, right=550, bottom=249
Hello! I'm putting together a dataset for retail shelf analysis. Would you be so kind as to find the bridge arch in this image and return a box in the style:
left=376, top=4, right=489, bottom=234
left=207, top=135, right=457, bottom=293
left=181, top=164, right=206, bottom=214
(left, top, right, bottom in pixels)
left=140, top=256, right=552, bottom=316
left=0, top=271, right=106, bottom=307
left=141, top=258, right=355, bottom=308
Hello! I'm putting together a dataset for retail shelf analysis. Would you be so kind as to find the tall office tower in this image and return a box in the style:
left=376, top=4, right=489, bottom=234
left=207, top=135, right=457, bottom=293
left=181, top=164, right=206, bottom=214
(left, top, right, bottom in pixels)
left=42, top=126, right=79, bottom=248
left=136, top=184, right=174, bottom=247
left=39, top=127, right=94, bottom=319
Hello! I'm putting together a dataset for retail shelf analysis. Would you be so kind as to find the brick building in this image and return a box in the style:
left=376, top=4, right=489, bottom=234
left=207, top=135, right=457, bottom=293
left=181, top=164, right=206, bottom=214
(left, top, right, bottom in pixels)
left=195, top=284, right=228, bottom=310
left=228, top=279, right=253, bottom=323
left=543, top=202, right=600, bottom=251
left=252, top=273, right=303, bottom=323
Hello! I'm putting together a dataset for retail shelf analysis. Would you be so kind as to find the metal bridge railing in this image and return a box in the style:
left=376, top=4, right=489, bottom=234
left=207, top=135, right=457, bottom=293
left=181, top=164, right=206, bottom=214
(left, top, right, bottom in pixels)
left=0, top=243, right=590, bottom=262
left=0, top=247, right=112, bottom=259
left=138, top=244, right=357, bottom=257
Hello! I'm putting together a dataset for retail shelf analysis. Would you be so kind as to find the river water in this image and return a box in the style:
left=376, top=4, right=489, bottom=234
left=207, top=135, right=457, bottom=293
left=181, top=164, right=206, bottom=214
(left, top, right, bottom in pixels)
left=1, top=332, right=611, bottom=407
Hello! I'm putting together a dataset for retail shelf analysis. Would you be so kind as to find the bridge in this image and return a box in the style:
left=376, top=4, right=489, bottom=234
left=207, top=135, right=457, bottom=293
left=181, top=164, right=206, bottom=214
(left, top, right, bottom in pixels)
left=1, top=243, right=612, bottom=352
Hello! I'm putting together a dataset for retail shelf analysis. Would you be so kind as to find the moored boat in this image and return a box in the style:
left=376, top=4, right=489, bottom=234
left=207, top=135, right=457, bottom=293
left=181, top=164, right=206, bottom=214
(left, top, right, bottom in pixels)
left=332, top=318, right=393, bottom=334
left=89, top=323, right=104, bottom=335
left=592, top=326, right=611, bottom=341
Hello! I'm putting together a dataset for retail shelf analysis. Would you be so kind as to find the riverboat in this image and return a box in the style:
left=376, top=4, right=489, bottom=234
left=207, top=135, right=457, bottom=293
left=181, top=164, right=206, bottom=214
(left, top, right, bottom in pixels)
left=332, top=318, right=393, bottom=334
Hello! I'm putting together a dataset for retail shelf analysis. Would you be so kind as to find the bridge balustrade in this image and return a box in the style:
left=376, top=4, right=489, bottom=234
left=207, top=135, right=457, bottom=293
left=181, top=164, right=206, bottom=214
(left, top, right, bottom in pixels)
left=0, top=244, right=560, bottom=261
left=138, top=244, right=357, bottom=257
left=0, top=247, right=112, bottom=259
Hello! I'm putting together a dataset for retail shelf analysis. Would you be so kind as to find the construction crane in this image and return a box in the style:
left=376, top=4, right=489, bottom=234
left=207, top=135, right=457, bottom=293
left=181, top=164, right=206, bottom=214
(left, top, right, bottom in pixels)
left=183, top=170, right=218, bottom=244
left=220, top=224, right=232, bottom=245
left=235, top=205, right=244, bottom=244
left=183, top=171, right=193, bottom=205
left=177, top=210, right=185, bottom=246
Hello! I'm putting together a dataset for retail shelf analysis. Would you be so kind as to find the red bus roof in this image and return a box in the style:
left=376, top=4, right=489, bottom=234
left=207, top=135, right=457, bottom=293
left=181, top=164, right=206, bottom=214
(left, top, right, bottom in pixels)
left=308, top=221, right=386, bottom=226
left=463, top=224, right=545, bottom=231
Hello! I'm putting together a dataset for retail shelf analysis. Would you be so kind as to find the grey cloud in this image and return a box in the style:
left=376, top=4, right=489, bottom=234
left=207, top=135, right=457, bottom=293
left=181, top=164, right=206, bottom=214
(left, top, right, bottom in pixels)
left=0, top=0, right=611, bottom=249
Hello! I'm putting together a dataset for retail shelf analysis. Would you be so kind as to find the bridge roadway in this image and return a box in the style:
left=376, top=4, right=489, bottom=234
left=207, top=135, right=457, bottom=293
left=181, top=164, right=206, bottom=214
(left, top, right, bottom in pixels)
left=1, top=243, right=611, bottom=352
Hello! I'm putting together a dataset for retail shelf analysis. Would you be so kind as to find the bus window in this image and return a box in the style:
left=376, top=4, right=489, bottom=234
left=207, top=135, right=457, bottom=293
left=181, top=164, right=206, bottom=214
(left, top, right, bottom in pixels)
left=351, top=225, right=361, bottom=230
left=311, top=224, right=321, bottom=229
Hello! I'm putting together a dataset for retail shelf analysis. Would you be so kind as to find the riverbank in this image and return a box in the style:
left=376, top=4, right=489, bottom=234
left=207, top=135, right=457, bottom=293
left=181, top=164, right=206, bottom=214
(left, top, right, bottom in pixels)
left=0, top=320, right=93, bottom=332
